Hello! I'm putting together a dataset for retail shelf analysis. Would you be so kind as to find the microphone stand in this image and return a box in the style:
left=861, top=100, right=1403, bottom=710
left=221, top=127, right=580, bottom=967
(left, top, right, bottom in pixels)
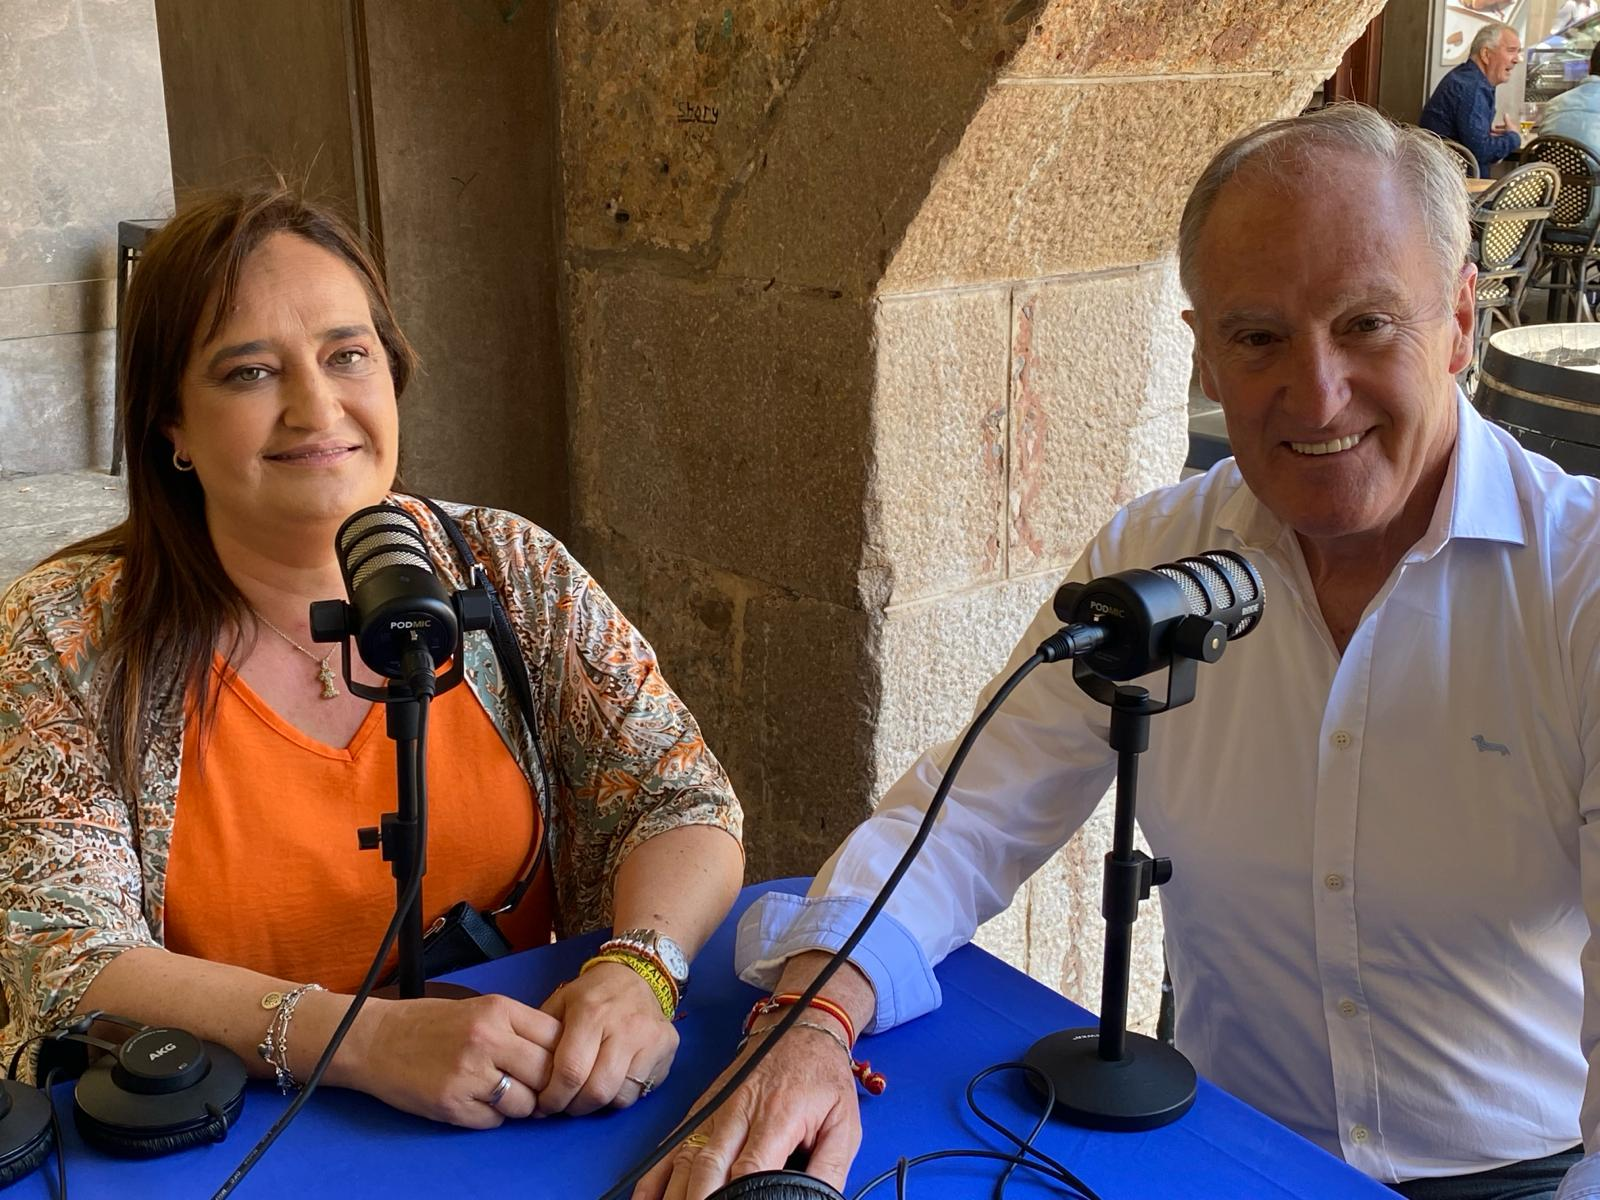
left=311, top=589, right=493, bottom=1000
left=1021, top=601, right=1220, bottom=1132
left=374, top=656, right=430, bottom=1000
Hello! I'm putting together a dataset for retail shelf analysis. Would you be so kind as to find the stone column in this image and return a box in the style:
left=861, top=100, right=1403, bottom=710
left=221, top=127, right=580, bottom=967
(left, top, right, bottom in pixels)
left=0, top=1, right=172, bottom=476
left=556, top=0, right=1381, bottom=1027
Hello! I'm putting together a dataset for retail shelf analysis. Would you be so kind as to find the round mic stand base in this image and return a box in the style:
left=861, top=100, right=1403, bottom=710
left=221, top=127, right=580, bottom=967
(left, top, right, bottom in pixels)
left=1022, top=1027, right=1196, bottom=1132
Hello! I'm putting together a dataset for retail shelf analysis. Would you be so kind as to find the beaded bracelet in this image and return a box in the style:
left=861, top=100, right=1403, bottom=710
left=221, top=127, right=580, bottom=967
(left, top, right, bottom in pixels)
left=580, top=950, right=678, bottom=1020
left=257, top=983, right=325, bottom=1094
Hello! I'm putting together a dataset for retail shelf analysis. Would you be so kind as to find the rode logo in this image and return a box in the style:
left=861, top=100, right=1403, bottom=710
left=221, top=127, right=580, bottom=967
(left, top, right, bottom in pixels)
left=388, top=618, right=431, bottom=631
left=1087, top=599, right=1125, bottom=619
left=147, top=1042, right=179, bottom=1062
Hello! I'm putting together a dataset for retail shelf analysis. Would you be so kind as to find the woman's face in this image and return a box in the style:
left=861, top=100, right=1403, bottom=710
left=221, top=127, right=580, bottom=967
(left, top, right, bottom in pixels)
left=168, top=232, right=399, bottom=544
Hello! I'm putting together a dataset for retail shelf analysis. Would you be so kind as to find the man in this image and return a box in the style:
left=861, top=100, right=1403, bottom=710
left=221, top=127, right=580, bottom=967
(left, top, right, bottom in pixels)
left=636, top=105, right=1600, bottom=1200
left=1541, top=41, right=1600, bottom=165
left=1421, top=22, right=1524, bottom=168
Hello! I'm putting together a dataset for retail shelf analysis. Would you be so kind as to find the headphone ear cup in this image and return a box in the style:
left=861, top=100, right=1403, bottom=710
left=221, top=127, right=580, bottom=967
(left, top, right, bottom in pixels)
left=0, top=1080, right=55, bottom=1190
left=71, top=1040, right=246, bottom=1159
left=706, top=1171, right=849, bottom=1200
left=0, top=1134, right=53, bottom=1192
left=72, top=1102, right=239, bottom=1158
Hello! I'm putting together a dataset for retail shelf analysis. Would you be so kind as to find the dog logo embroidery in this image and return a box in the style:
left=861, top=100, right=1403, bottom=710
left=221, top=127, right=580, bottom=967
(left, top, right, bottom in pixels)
left=1471, top=734, right=1511, bottom=757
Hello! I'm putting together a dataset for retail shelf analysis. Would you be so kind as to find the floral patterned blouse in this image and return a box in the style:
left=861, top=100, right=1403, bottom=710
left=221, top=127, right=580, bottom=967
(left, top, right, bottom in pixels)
left=0, top=496, right=742, bottom=1076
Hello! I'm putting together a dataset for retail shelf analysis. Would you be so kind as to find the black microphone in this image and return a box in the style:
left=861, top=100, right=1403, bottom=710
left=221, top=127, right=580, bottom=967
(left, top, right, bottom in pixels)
left=331, top=504, right=459, bottom=682
left=1048, top=549, right=1264, bottom=680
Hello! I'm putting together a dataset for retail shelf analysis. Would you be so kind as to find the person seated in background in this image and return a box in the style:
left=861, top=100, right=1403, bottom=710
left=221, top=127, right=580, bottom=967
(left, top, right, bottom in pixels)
left=639, top=104, right=1600, bottom=1200
left=1541, top=42, right=1600, bottom=202
left=0, top=186, right=744, bottom=1127
left=1421, top=22, right=1524, bottom=168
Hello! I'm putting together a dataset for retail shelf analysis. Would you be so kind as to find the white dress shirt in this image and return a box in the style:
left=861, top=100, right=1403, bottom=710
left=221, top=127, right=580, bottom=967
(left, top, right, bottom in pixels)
left=738, top=396, right=1600, bottom=1184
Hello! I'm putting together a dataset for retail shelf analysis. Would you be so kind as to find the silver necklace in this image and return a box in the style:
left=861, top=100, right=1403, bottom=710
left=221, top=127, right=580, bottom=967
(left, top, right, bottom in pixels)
left=249, top=608, right=340, bottom=699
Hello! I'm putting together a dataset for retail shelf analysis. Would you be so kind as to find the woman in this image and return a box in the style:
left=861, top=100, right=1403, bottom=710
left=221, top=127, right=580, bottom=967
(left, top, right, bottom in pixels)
left=0, top=187, right=744, bottom=1127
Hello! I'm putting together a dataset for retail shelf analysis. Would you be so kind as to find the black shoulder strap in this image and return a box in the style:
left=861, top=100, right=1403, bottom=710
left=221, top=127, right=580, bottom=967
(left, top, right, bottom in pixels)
left=413, top=495, right=550, bottom=916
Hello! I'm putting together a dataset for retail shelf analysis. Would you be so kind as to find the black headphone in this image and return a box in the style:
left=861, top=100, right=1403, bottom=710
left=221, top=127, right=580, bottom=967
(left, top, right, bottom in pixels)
left=707, top=1171, right=848, bottom=1200
left=0, top=1080, right=53, bottom=1190
left=0, top=1013, right=247, bottom=1188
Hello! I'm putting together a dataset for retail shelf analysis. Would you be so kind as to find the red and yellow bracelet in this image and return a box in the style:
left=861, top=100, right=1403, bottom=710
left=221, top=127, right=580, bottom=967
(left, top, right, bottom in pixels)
left=580, top=950, right=678, bottom=1020
left=743, top=993, right=886, bottom=1095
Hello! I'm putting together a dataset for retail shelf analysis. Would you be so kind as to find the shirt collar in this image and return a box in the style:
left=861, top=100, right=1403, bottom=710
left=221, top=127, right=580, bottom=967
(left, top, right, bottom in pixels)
left=1214, top=388, right=1526, bottom=555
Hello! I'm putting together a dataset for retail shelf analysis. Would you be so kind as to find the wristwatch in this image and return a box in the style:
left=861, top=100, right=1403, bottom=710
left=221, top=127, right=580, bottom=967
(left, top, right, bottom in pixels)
left=606, top=928, right=691, bottom=997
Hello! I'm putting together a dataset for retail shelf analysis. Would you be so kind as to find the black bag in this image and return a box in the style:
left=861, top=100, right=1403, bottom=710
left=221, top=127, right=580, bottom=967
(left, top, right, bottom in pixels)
left=418, top=900, right=514, bottom=977
left=396, top=497, right=554, bottom=981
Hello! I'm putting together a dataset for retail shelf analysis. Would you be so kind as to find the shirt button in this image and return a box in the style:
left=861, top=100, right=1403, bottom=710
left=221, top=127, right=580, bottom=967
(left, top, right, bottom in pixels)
left=1351, top=1124, right=1370, bottom=1144
left=1325, top=873, right=1345, bottom=890
left=1338, top=999, right=1358, bottom=1018
left=1331, top=730, right=1354, bottom=749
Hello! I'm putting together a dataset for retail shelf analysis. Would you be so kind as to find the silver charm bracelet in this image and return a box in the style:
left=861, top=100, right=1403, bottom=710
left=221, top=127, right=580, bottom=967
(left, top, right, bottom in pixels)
left=257, top=982, right=326, bottom=1093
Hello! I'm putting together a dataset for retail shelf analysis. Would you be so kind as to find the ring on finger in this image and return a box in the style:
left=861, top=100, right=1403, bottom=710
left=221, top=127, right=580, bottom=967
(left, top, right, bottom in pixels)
left=486, top=1071, right=512, bottom=1110
left=625, top=1072, right=657, bottom=1097
left=680, top=1131, right=710, bottom=1150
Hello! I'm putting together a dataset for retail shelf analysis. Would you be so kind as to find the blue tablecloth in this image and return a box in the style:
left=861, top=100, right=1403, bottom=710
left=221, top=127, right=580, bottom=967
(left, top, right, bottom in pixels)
left=21, top=879, right=1393, bottom=1198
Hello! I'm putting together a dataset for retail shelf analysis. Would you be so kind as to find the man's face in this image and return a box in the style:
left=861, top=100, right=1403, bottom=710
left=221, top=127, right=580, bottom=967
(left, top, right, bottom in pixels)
left=1480, top=29, right=1522, bottom=85
left=1182, top=153, right=1474, bottom=557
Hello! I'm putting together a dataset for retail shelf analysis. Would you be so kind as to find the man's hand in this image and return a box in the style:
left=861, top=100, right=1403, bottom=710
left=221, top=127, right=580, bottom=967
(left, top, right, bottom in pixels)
left=1492, top=113, right=1513, bottom=134
left=631, top=1023, right=861, bottom=1200
left=634, top=951, right=878, bottom=1200
left=536, top=962, right=680, bottom=1115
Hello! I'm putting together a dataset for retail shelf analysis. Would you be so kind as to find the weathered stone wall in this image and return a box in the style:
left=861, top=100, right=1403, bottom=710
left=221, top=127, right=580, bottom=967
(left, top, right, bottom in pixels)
left=557, top=0, right=1381, bottom=1025
left=0, top=2, right=172, bottom=477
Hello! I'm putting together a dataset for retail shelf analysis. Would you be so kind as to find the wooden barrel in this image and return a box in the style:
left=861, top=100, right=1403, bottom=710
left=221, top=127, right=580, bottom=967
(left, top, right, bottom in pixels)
left=1477, top=324, right=1600, bottom=477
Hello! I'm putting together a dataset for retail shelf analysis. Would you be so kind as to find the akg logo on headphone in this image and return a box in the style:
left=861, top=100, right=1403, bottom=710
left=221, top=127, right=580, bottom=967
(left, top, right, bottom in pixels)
left=146, top=1042, right=179, bottom=1062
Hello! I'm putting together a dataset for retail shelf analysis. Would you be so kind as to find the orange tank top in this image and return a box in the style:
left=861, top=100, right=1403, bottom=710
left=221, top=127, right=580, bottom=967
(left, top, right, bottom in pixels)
left=165, top=660, right=552, bottom=990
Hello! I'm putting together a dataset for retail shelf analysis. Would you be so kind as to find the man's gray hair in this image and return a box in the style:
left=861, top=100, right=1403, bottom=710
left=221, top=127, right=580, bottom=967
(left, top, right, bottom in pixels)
left=1470, top=21, right=1515, bottom=59
left=1176, top=103, right=1470, bottom=303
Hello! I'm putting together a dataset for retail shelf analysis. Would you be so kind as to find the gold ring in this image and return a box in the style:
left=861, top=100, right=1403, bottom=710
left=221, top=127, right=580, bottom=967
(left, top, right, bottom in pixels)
left=680, top=1131, right=711, bottom=1150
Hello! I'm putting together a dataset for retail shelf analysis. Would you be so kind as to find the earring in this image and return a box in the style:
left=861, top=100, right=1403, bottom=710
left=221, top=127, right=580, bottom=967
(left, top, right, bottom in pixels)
left=173, top=449, right=195, bottom=472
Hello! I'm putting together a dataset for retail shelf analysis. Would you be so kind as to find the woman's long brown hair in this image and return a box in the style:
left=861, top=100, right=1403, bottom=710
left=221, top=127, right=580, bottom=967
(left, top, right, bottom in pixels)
left=53, top=186, right=418, bottom=796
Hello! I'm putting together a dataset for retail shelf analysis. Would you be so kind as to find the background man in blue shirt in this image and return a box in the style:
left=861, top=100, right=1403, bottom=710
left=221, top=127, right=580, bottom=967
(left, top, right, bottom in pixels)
left=1421, top=22, right=1524, bottom=168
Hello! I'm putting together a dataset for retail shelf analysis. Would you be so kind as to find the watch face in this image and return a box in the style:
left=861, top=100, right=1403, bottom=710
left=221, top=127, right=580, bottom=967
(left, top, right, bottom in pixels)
left=655, top=937, right=690, bottom=982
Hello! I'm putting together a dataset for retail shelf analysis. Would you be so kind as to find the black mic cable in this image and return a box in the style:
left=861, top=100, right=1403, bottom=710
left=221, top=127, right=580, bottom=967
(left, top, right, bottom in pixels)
left=851, top=1062, right=1100, bottom=1199
left=210, top=691, right=433, bottom=1200
left=596, top=630, right=1085, bottom=1200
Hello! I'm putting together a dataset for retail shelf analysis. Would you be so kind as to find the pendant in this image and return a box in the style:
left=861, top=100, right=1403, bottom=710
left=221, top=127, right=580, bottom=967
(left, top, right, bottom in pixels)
left=317, top=656, right=340, bottom=700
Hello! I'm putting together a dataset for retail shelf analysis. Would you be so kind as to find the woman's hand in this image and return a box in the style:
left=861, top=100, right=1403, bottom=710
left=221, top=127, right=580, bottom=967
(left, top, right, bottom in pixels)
left=342, top=993, right=562, bottom=1128
left=631, top=1022, right=861, bottom=1200
left=535, top=961, right=680, bottom=1115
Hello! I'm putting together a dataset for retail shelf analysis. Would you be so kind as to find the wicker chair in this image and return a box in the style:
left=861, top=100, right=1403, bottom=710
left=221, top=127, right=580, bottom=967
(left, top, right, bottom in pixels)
left=1522, top=135, right=1600, bottom=322
left=1440, top=137, right=1482, bottom=179
left=1469, top=162, right=1561, bottom=373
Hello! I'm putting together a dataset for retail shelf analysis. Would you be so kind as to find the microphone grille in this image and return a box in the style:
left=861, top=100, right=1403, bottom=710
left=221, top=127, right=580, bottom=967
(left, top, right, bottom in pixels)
left=1154, top=563, right=1212, bottom=617
left=351, top=547, right=434, bottom=591
left=337, top=504, right=437, bottom=591
left=1152, top=550, right=1265, bottom=640
left=338, top=508, right=424, bottom=557
left=1199, top=551, right=1259, bottom=608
